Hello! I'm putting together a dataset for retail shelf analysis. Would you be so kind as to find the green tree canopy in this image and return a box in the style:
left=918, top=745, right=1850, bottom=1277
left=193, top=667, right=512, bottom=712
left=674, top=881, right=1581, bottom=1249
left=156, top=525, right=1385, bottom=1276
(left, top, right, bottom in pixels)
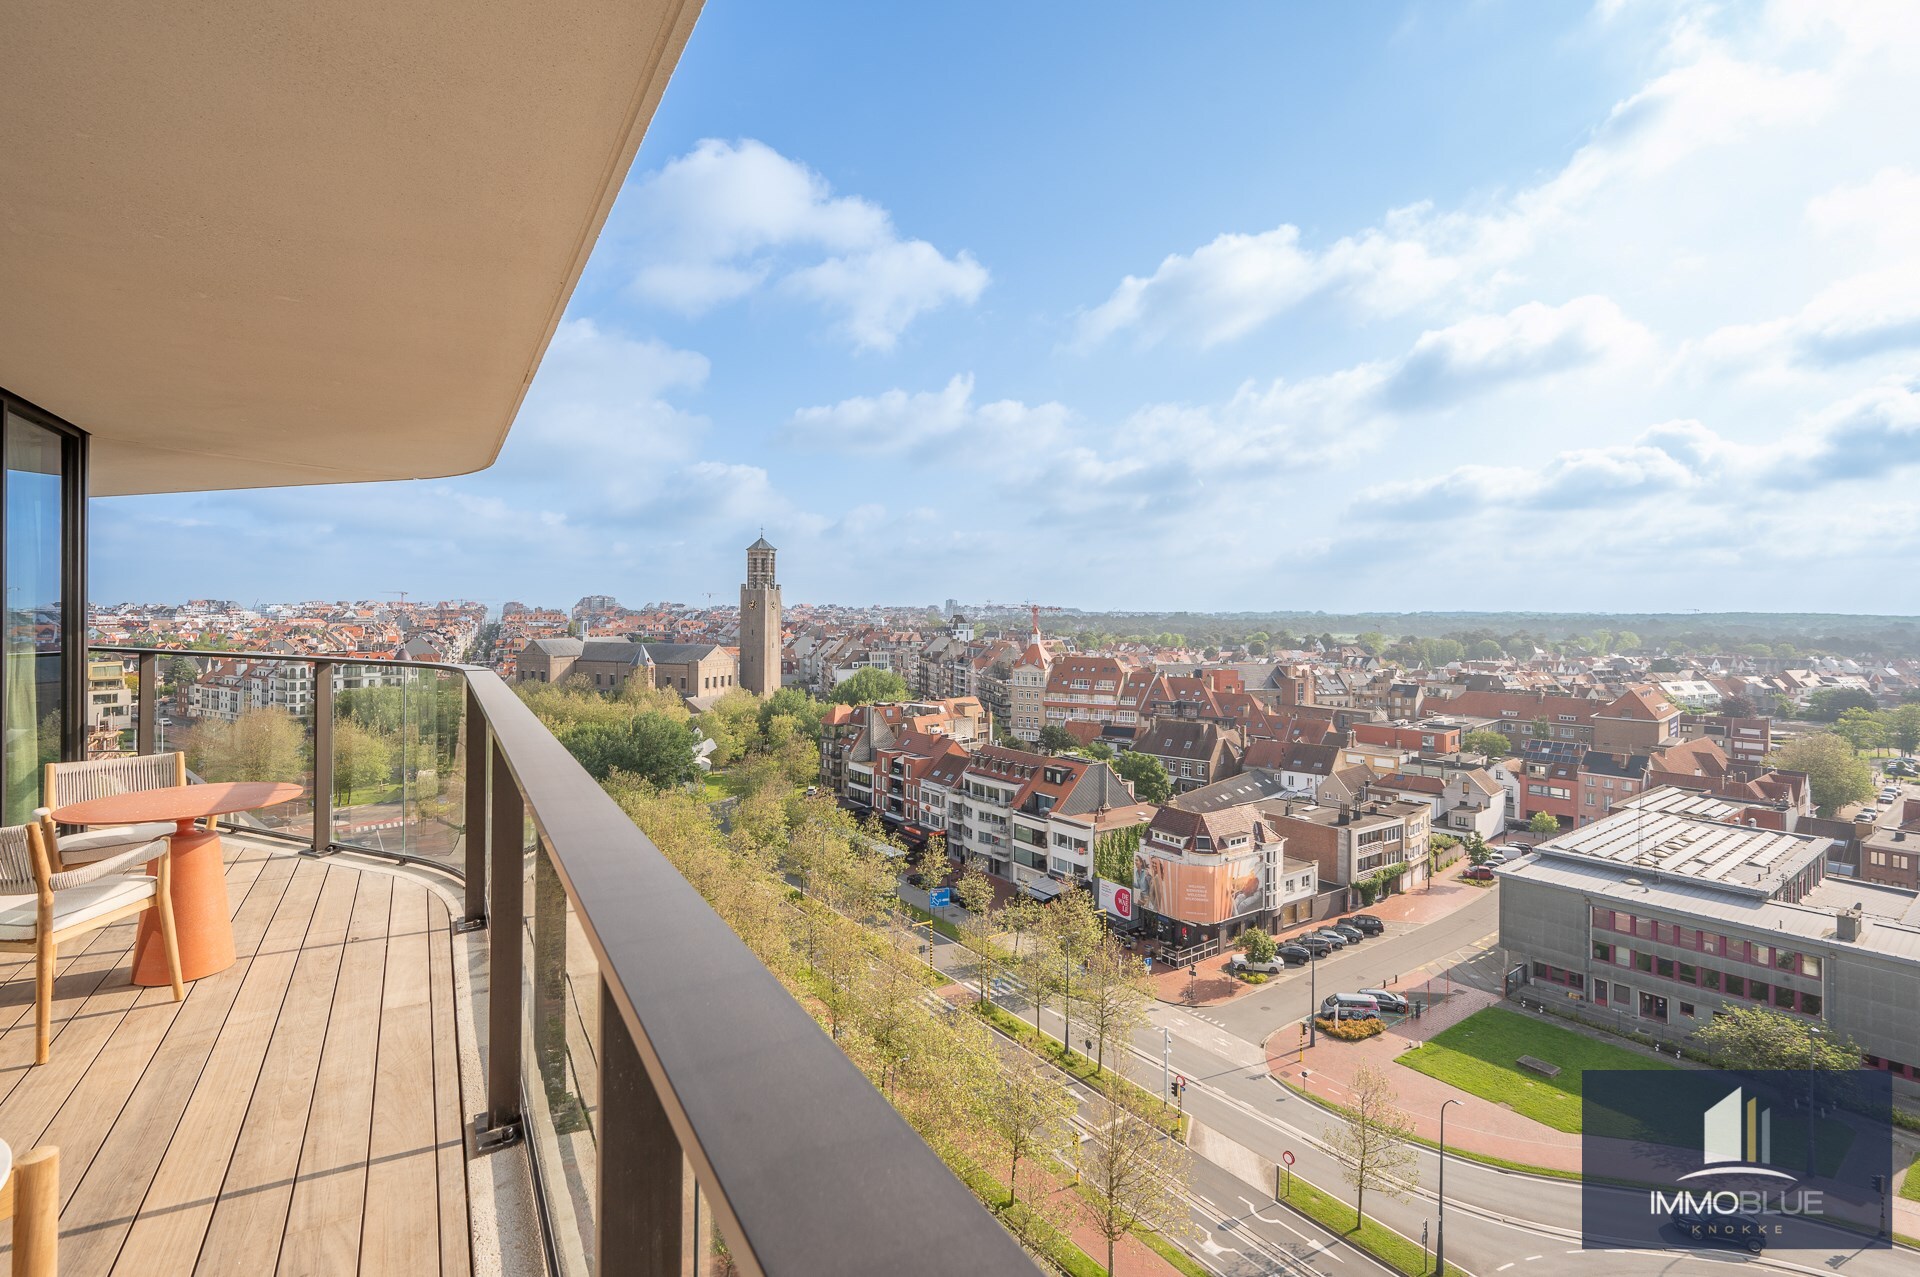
left=1112, top=751, right=1172, bottom=804
left=827, top=667, right=909, bottom=706
left=561, top=713, right=701, bottom=786
left=1527, top=811, right=1560, bottom=836
left=1888, top=703, right=1920, bottom=755
left=1093, top=824, right=1143, bottom=886
left=1805, top=687, right=1878, bottom=722
left=1037, top=724, right=1078, bottom=754
left=1769, top=733, right=1874, bottom=816
left=333, top=718, right=397, bottom=804
left=1462, top=729, right=1513, bottom=758
left=1696, top=1005, right=1862, bottom=1070
left=1832, top=707, right=1887, bottom=754
left=1237, top=929, right=1276, bottom=964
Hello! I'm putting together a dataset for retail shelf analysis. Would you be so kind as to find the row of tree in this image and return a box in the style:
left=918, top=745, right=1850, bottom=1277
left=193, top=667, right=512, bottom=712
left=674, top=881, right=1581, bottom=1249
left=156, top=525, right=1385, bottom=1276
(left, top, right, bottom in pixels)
left=591, top=772, right=1190, bottom=1273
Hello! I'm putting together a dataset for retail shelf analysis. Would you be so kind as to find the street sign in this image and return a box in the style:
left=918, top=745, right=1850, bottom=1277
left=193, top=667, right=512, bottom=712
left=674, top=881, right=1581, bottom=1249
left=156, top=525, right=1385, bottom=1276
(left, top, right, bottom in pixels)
left=927, top=886, right=952, bottom=908
left=1281, top=1150, right=1295, bottom=1166
left=1143, top=955, right=1152, bottom=970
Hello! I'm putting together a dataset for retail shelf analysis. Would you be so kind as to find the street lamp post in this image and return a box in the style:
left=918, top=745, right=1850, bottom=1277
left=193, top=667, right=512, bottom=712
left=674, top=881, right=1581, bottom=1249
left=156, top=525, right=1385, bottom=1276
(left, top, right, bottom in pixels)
left=1162, top=1026, right=1172, bottom=1108
left=1437, top=1097, right=1461, bottom=1276
left=1062, top=937, right=1074, bottom=1060
left=1308, top=945, right=1319, bottom=1047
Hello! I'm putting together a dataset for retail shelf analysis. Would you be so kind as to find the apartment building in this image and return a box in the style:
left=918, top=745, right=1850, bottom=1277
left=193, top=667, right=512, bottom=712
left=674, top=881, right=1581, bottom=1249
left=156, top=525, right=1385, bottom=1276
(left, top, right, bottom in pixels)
left=1008, top=635, right=1051, bottom=743
left=1128, top=716, right=1243, bottom=793
left=1859, top=799, right=1920, bottom=891
left=943, top=744, right=1141, bottom=893
left=1498, top=789, right=1920, bottom=1081
left=1260, top=776, right=1433, bottom=893
left=1042, top=654, right=1151, bottom=739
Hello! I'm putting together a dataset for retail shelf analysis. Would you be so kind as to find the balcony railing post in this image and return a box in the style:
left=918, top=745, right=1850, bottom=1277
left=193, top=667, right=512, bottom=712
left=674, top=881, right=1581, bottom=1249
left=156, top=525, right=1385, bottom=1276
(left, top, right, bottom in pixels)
left=135, top=652, right=157, bottom=756
left=311, top=659, right=335, bottom=856
left=455, top=683, right=488, bottom=931
left=478, top=733, right=524, bottom=1150
left=598, top=976, right=687, bottom=1276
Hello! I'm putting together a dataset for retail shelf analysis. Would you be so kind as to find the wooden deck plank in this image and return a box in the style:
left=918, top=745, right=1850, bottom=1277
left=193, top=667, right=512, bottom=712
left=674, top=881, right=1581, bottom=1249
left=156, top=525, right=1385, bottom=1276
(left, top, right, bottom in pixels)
left=192, top=864, right=362, bottom=1277
left=274, top=871, right=393, bottom=1276
left=359, top=881, right=439, bottom=1274
left=43, top=855, right=301, bottom=1276
left=105, top=859, right=330, bottom=1277
left=0, top=849, right=284, bottom=1163
left=425, top=893, right=470, bottom=1277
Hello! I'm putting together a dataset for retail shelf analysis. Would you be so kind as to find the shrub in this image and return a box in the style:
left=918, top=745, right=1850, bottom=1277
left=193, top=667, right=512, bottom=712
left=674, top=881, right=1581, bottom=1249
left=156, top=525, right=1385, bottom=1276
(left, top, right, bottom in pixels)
left=1236, top=971, right=1269, bottom=984
left=1314, top=1015, right=1385, bottom=1041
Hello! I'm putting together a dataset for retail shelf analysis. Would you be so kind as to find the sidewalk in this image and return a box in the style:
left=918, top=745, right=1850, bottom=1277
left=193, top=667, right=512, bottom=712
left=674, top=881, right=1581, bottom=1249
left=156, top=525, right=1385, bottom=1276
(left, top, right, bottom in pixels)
left=1263, top=986, right=1585, bottom=1173
left=1147, top=859, right=1492, bottom=1008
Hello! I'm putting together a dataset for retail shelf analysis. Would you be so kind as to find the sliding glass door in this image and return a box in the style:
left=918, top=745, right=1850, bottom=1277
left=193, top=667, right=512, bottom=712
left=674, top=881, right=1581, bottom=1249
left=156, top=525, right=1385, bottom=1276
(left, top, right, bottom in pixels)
left=1, top=395, right=87, bottom=825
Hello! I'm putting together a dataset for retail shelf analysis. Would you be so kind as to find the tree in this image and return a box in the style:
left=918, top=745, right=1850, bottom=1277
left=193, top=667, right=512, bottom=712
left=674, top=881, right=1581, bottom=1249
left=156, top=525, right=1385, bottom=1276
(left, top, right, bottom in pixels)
left=1238, top=929, right=1276, bottom=964
left=1888, top=704, right=1920, bottom=756
left=1695, top=1005, right=1862, bottom=1070
left=1528, top=811, right=1559, bottom=836
left=953, top=864, right=1003, bottom=1009
left=985, top=1049, right=1074, bottom=1208
left=1614, top=630, right=1642, bottom=651
left=1462, top=832, right=1493, bottom=866
left=1037, top=724, right=1079, bottom=755
left=1717, top=695, right=1759, bottom=719
left=1465, top=639, right=1503, bottom=661
left=1462, top=729, right=1513, bottom=758
left=186, top=706, right=306, bottom=785
left=1805, top=687, right=1877, bottom=722
left=758, top=686, right=826, bottom=741
left=1770, top=733, right=1874, bottom=816
left=163, top=654, right=200, bottom=692
left=333, top=717, right=396, bottom=803
left=1113, top=751, right=1173, bottom=804
left=1035, top=888, right=1102, bottom=1058
left=1324, top=1065, right=1417, bottom=1230
left=1246, top=640, right=1268, bottom=656
left=1529, top=716, right=1553, bottom=741
left=829, top=667, right=909, bottom=706
left=1833, top=707, right=1887, bottom=754
left=560, top=713, right=701, bottom=787
left=1078, top=937, right=1149, bottom=1075
left=1078, top=1093, right=1192, bottom=1276
left=1085, top=738, right=1115, bottom=761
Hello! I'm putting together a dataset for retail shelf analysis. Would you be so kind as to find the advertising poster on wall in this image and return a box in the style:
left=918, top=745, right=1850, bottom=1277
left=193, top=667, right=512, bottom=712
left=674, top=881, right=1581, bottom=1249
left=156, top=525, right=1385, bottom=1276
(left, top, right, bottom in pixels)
left=1134, top=849, right=1265, bottom=924
left=1097, top=877, right=1133, bottom=922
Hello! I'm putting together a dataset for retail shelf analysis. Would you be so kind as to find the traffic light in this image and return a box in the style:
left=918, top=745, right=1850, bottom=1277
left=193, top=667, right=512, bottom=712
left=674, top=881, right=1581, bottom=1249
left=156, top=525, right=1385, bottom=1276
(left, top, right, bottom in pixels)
left=1871, top=1175, right=1886, bottom=1194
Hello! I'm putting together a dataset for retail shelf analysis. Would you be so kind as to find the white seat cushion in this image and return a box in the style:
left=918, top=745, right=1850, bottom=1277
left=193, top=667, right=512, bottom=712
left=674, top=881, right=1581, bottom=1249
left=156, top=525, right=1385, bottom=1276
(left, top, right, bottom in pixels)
left=56, top=823, right=176, bottom=860
left=0, top=876, right=157, bottom=941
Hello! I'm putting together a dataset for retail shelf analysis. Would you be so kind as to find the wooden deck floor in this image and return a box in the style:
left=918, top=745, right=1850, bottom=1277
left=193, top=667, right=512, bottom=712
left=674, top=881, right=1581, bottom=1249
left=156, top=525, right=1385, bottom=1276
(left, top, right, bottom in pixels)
left=0, top=840, right=472, bottom=1277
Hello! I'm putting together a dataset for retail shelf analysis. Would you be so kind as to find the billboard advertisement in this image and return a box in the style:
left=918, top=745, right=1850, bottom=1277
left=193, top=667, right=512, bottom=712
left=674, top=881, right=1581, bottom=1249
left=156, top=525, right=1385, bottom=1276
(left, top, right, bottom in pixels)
left=1134, top=849, right=1265, bottom=925
left=1098, top=878, right=1134, bottom=922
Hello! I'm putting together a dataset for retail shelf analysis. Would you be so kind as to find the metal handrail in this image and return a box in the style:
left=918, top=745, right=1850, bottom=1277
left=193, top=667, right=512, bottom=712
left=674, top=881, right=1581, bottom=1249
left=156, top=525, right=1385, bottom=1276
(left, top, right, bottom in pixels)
left=91, top=644, right=1034, bottom=1276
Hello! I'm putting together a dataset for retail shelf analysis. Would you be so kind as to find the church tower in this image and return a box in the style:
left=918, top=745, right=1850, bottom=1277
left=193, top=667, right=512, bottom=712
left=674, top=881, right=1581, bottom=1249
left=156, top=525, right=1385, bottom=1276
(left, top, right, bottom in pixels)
left=740, top=536, right=781, bottom=696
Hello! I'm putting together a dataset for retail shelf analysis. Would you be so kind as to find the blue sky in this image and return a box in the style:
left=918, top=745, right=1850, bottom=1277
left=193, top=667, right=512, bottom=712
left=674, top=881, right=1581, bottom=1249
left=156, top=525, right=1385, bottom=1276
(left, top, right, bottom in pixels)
left=96, top=1, right=1920, bottom=614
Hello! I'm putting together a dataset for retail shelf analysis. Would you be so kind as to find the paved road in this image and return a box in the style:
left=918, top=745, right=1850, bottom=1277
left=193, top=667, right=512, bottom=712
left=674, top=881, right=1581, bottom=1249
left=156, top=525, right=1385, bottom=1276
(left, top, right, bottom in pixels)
left=915, top=907, right=1916, bottom=1277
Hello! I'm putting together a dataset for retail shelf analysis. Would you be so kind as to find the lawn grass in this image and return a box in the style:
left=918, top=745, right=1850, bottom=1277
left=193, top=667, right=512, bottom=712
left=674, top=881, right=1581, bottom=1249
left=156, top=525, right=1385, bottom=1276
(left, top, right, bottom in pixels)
left=1274, top=1172, right=1467, bottom=1277
left=903, top=901, right=964, bottom=942
left=1395, top=1006, right=1672, bottom=1133
left=1902, top=1152, right=1920, bottom=1204
left=976, top=999, right=1188, bottom=1138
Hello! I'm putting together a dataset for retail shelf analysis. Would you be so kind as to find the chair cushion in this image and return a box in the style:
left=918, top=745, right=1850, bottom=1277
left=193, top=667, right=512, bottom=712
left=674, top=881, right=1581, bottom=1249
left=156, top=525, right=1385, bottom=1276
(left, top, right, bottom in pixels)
left=0, top=875, right=157, bottom=941
left=56, top=823, right=176, bottom=860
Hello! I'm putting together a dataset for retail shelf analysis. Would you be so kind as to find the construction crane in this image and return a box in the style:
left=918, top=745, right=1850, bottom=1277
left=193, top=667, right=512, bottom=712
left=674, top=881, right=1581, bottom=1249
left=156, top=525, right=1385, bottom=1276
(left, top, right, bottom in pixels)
left=1024, top=601, right=1064, bottom=640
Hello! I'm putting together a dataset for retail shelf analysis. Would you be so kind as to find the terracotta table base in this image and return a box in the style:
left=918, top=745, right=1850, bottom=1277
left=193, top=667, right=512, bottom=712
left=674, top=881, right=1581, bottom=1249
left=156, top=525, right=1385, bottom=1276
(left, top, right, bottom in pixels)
left=130, top=822, right=235, bottom=985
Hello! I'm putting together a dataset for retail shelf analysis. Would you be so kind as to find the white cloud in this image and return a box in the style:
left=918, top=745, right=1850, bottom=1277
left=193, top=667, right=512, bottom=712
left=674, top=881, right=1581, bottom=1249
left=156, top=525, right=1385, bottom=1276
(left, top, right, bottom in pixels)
left=624, top=138, right=986, bottom=350
left=1365, top=375, right=1920, bottom=518
left=1381, top=296, right=1652, bottom=408
left=785, top=374, right=1069, bottom=455
left=1074, top=18, right=1844, bottom=351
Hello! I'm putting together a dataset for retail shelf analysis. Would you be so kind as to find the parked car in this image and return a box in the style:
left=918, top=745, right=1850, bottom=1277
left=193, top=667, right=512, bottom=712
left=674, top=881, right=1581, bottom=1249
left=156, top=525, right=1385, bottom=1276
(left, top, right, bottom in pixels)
left=1358, top=988, right=1410, bottom=1015
left=1345, top=914, right=1385, bottom=935
left=1296, top=936, right=1333, bottom=957
left=1670, top=1209, right=1766, bottom=1253
left=1311, top=930, right=1349, bottom=950
left=1462, top=865, right=1496, bottom=881
left=1276, top=943, right=1313, bottom=966
left=1327, top=923, right=1365, bottom=943
left=1225, top=954, right=1284, bottom=975
left=804, top=786, right=819, bottom=797
left=1320, top=992, right=1381, bottom=1019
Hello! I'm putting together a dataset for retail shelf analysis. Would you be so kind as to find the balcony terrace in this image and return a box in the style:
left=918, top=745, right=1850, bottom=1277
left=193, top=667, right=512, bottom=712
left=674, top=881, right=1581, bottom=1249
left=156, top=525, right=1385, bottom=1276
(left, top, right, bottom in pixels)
left=0, top=835, right=477, bottom=1277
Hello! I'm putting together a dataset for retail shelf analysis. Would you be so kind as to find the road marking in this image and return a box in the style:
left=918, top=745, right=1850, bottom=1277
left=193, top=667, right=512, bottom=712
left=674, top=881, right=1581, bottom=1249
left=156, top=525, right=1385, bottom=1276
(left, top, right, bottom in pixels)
left=1524, top=1256, right=1542, bottom=1262
left=1496, top=1265, right=1514, bottom=1272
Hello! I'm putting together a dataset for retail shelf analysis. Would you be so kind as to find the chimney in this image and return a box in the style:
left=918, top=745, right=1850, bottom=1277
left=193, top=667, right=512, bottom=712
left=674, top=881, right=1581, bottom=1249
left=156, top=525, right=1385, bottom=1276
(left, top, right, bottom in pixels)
left=1835, top=906, right=1864, bottom=943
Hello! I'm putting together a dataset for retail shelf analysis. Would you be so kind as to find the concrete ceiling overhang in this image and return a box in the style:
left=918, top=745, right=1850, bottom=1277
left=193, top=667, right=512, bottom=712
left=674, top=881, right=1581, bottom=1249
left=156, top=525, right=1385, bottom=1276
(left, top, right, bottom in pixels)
left=0, top=1, right=702, bottom=496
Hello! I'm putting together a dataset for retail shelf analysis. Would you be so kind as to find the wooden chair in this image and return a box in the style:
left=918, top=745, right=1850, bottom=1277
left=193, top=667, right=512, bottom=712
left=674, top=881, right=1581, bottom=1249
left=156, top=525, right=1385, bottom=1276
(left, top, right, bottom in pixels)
left=39, top=753, right=185, bottom=868
left=0, top=1143, right=58, bottom=1276
left=0, top=824, right=183, bottom=1065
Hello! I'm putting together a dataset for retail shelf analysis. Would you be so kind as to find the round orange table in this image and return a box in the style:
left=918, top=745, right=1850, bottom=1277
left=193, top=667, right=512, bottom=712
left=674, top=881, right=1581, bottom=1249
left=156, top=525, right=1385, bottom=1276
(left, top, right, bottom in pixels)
left=51, top=781, right=305, bottom=985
